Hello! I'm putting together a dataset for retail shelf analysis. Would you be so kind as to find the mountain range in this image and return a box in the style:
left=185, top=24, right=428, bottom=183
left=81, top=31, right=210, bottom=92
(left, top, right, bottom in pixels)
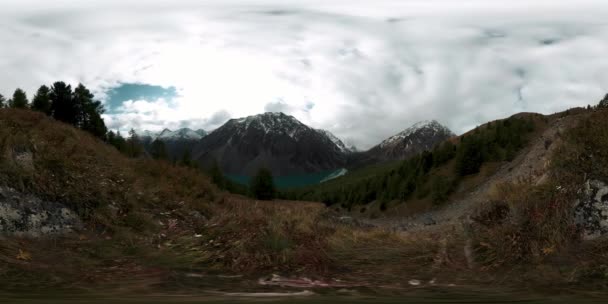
left=136, top=112, right=454, bottom=180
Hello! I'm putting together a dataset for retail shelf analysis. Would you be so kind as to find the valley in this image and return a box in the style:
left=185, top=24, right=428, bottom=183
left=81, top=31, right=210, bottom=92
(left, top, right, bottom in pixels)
left=1, top=85, right=608, bottom=302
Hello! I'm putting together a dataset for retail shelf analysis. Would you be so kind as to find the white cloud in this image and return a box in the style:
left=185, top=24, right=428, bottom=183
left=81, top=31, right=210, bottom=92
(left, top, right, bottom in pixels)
left=1, top=0, right=608, bottom=149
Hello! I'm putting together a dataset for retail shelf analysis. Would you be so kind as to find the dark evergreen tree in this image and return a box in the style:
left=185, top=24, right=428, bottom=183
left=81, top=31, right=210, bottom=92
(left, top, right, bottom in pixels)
left=126, top=129, right=144, bottom=158
left=76, top=85, right=107, bottom=139
left=9, top=88, right=29, bottom=108
left=455, top=137, right=483, bottom=176
left=180, top=150, right=197, bottom=168
left=431, top=175, right=454, bottom=204
left=111, top=131, right=128, bottom=154
left=433, top=141, right=456, bottom=166
left=150, top=139, right=169, bottom=160
left=48, top=83, right=108, bottom=139
left=209, top=160, right=226, bottom=189
left=0, top=94, right=5, bottom=108
left=107, top=130, right=117, bottom=146
left=81, top=99, right=107, bottom=139
left=599, top=93, right=608, bottom=109
left=31, top=85, right=52, bottom=115
left=50, top=82, right=76, bottom=124
left=250, top=168, right=276, bottom=200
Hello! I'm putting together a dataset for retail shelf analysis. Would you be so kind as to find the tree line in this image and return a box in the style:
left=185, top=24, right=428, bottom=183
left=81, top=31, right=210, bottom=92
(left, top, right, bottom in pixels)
left=0, top=83, right=107, bottom=139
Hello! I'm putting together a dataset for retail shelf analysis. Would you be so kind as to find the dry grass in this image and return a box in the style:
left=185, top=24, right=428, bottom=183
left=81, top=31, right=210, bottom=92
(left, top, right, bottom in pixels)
left=0, top=109, right=217, bottom=230
left=201, top=197, right=332, bottom=274
left=470, top=181, right=577, bottom=271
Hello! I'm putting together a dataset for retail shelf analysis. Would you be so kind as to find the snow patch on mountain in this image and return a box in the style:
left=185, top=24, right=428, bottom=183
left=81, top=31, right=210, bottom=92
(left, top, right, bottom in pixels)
left=316, top=129, right=350, bottom=153
left=136, top=128, right=207, bottom=141
left=379, top=120, right=452, bottom=148
left=225, top=112, right=353, bottom=153
left=227, top=112, right=311, bottom=140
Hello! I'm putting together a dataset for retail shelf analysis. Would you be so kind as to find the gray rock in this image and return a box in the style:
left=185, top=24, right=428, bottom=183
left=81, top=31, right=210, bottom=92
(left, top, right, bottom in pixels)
left=422, top=216, right=436, bottom=226
left=0, top=187, right=81, bottom=237
left=13, top=150, right=34, bottom=171
left=575, top=180, right=608, bottom=240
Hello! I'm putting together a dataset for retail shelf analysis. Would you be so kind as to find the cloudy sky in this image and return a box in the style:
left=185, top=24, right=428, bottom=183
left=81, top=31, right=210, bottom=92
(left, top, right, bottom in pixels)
left=1, top=0, right=608, bottom=149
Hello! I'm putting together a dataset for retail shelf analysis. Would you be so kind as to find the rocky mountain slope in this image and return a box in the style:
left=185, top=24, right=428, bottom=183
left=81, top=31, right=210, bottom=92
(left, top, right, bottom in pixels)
left=369, top=120, right=454, bottom=161
left=316, top=129, right=352, bottom=153
left=192, top=112, right=347, bottom=176
left=348, top=120, right=454, bottom=167
left=362, top=112, right=580, bottom=231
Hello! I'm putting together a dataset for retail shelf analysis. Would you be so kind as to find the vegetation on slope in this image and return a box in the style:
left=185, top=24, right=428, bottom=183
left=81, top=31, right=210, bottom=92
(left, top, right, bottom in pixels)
left=1, top=98, right=608, bottom=294
left=0, top=109, right=329, bottom=290
left=281, top=115, right=539, bottom=210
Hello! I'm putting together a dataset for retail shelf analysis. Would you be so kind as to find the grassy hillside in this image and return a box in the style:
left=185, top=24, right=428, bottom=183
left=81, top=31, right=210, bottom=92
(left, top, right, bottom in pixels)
left=2, top=106, right=608, bottom=295
left=281, top=113, right=546, bottom=212
left=0, top=109, right=345, bottom=290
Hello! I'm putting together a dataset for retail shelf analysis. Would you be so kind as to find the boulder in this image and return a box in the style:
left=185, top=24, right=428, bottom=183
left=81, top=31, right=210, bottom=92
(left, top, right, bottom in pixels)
left=0, top=187, right=81, bottom=237
left=574, top=180, right=608, bottom=240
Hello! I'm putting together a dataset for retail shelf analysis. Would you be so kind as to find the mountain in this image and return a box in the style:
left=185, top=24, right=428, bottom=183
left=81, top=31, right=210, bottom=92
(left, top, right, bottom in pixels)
left=157, top=128, right=207, bottom=141
left=372, top=120, right=454, bottom=160
left=348, top=120, right=454, bottom=167
left=192, top=112, right=346, bottom=176
left=137, top=128, right=207, bottom=160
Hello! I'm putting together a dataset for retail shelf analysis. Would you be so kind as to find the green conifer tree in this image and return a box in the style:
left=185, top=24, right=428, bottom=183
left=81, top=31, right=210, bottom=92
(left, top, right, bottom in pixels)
left=9, top=88, right=29, bottom=108
left=31, top=85, right=52, bottom=115
left=250, top=168, right=276, bottom=200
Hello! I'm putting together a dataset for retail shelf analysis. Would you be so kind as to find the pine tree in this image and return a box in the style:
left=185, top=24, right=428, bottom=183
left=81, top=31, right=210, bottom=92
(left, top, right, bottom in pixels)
left=31, top=85, right=52, bottom=115
left=250, top=168, right=276, bottom=200
left=126, top=129, right=144, bottom=158
left=0, top=94, right=6, bottom=108
left=9, top=88, right=29, bottom=108
left=431, top=175, right=454, bottom=204
left=50, top=82, right=76, bottom=124
left=47, top=83, right=108, bottom=139
left=455, top=137, right=483, bottom=176
left=209, top=160, right=226, bottom=189
left=599, top=93, right=608, bottom=109
left=80, top=98, right=107, bottom=139
left=113, top=131, right=128, bottom=153
left=150, top=139, right=169, bottom=160
left=180, top=150, right=196, bottom=168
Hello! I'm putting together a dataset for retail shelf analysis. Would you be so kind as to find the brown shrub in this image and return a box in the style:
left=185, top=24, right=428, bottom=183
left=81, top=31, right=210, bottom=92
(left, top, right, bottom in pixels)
left=202, top=198, right=333, bottom=274
left=471, top=182, right=577, bottom=270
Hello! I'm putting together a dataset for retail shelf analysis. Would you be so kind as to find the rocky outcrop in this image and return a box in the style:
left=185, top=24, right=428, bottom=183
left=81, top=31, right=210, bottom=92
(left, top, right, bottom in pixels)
left=575, top=180, right=608, bottom=240
left=0, top=187, right=81, bottom=237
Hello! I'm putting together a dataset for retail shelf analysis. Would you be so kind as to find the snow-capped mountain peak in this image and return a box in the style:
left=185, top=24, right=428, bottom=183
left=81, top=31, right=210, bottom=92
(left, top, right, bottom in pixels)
left=227, top=112, right=310, bottom=139
left=157, top=128, right=205, bottom=140
left=193, top=111, right=347, bottom=176
left=379, top=120, right=452, bottom=148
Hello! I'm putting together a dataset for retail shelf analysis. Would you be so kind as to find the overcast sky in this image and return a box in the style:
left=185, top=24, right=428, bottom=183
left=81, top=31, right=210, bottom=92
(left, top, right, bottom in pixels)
left=2, top=0, right=608, bottom=149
